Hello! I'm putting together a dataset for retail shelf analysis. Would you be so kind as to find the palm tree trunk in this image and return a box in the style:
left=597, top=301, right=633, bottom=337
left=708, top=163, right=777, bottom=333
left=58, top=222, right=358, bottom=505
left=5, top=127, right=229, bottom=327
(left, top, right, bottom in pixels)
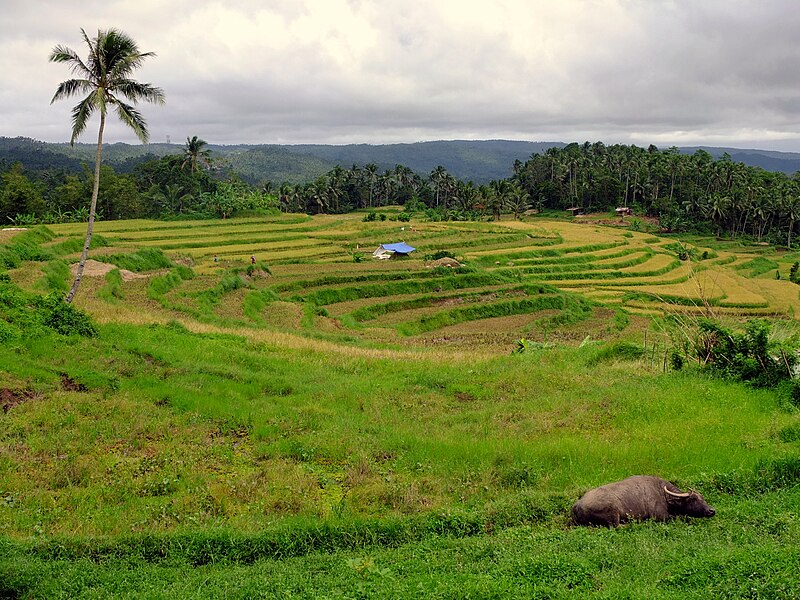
left=65, top=111, right=105, bottom=303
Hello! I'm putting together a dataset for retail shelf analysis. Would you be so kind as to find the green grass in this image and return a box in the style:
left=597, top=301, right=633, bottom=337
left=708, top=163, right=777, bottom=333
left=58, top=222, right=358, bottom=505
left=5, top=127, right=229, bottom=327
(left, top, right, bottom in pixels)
left=0, top=226, right=55, bottom=268
left=37, top=259, right=70, bottom=293
left=4, top=214, right=800, bottom=596
left=734, top=256, right=779, bottom=277
left=2, top=318, right=795, bottom=535
left=97, top=247, right=174, bottom=272
left=1, top=486, right=798, bottom=597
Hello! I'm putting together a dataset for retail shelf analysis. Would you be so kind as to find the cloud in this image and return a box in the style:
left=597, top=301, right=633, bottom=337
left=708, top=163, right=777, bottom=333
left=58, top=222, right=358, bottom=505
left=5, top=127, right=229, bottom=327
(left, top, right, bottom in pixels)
left=2, top=0, right=800, bottom=149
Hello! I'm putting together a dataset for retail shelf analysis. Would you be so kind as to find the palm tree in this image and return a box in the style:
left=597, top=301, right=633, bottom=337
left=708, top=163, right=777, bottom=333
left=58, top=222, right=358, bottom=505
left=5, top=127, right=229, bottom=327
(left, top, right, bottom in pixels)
left=50, top=28, right=165, bottom=303
left=364, top=163, right=378, bottom=207
left=781, top=194, right=800, bottom=248
left=182, top=136, right=211, bottom=173
left=430, top=166, right=449, bottom=208
left=506, top=185, right=531, bottom=220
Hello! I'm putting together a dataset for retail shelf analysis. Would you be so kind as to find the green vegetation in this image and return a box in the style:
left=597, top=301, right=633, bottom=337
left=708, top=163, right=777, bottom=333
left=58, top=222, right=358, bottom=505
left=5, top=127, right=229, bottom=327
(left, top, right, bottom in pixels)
left=2, top=214, right=800, bottom=596
left=9, top=138, right=800, bottom=258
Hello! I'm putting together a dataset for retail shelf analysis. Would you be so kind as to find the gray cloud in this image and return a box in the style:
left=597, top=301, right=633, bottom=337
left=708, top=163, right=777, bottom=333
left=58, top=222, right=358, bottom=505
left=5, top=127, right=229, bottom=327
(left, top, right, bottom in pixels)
left=2, top=0, right=800, bottom=149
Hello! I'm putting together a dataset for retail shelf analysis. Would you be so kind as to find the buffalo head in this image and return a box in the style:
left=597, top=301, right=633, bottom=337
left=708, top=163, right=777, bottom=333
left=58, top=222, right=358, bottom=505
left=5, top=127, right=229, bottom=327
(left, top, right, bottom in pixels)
left=664, top=486, right=716, bottom=517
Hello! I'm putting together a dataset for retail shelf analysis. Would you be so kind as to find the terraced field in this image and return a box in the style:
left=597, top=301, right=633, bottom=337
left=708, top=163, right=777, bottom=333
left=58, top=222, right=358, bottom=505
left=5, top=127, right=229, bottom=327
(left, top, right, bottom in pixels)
left=5, top=214, right=800, bottom=597
left=28, top=212, right=800, bottom=350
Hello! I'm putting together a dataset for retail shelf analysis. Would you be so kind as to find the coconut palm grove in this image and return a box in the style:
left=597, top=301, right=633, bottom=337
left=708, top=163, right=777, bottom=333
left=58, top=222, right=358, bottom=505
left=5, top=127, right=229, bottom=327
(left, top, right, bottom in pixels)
left=1, top=27, right=799, bottom=599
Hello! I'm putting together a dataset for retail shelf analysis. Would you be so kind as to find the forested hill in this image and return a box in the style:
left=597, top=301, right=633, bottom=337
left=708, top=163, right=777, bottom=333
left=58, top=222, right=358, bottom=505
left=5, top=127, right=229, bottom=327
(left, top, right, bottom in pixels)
left=282, top=140, right=565, bottom=182
left=3, top=136, right=800, bottom=185
left=0, top=137, right=564, bottom=183
left=678, top=147, right=800, bottom=176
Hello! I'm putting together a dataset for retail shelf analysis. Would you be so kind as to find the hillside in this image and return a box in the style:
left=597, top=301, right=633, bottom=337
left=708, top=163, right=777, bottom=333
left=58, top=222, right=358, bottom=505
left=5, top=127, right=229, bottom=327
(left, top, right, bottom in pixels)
left=7, top=136, right=800, bottom=185
left=679, top=146, right=800, bottom=175
left=1, top=215, right=800, bottom=596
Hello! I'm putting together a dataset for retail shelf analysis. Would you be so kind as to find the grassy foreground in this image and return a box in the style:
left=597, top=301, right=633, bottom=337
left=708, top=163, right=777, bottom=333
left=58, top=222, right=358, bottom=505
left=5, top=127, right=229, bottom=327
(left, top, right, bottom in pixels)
left=2, top=317, right=799, bottom=597
left=2, top=216, right=800, bottom=597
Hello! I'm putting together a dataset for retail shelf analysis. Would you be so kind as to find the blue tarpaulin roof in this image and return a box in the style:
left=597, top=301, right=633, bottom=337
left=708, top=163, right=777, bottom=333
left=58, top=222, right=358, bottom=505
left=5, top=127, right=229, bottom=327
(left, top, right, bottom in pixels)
left=380, top=243, right=415, bottom=254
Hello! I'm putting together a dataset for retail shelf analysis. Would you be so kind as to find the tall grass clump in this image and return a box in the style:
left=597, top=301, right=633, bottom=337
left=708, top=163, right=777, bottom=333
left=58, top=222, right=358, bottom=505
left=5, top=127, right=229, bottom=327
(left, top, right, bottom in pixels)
left=98, top=268, right=125, bottom=302
left=48, top=234, right=108, bottom=256
left=243, top=289, right=279, bottom=322
left=38, top=259, right=70, bottom=293
left=98, top=248, right=174, bottom=272
left=0, top=226, right=55, bottom=268
left=148, top=266, right=195, bottom=300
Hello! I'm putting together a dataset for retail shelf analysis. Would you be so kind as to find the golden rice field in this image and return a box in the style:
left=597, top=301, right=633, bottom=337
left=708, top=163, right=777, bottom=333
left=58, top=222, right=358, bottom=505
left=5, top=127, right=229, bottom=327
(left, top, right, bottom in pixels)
left=28, top=212, right=800, bottom=352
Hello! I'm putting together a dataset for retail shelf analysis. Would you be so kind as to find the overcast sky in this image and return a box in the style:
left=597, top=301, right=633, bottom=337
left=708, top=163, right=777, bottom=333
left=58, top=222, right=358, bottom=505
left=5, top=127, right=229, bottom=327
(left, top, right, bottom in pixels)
left=3, top=0, right=800, bottom=150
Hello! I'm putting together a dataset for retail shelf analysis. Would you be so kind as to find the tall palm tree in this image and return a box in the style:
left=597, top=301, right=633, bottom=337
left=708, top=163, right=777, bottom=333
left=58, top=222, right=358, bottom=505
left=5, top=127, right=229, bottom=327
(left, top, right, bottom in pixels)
left=50, top=28, right=165, bottom=303
left=783, top=194, right=800, bottom=248
left=182, top=136, right=211, bottom=173
left=364, top=163, right=378, bottom=207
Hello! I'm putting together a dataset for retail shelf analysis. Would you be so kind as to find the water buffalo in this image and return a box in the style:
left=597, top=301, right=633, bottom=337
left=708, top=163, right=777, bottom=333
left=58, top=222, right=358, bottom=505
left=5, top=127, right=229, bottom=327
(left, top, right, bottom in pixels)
left=572, top=475, right=715, bottom=527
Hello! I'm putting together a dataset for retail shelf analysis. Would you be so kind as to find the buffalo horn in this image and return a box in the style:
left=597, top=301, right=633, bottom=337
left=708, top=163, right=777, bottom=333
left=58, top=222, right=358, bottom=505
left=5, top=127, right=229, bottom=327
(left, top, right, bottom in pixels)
left=664, top=486, right=691, bottom=498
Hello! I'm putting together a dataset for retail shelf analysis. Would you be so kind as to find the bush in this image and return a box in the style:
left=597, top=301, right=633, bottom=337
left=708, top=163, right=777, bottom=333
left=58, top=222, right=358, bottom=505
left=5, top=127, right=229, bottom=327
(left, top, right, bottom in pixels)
left=0, top=319, right=20, bottom=343
left=40, top=294, right=98, bottom=337
left=424, top=250, right=456, bottom=261
left=693, top=319, right=797, bottom=388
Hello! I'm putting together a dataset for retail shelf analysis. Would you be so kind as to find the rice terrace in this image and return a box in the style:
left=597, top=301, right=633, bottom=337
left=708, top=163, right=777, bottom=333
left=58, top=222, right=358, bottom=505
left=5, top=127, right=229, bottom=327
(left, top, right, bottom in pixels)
left=2, top=209, right=800, bottom=598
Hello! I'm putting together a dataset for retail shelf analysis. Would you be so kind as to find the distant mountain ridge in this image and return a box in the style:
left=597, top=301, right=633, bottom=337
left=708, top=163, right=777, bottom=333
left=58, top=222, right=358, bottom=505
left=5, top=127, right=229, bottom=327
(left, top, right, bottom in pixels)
left=678, top=146, right=800, bottom=176
left=3, top=137, right=800, bottom=184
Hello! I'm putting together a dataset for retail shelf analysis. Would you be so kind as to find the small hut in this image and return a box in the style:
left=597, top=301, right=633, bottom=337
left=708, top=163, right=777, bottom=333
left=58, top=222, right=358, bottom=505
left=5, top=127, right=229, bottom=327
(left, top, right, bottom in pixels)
left=373, top=242, right=416, bottom=260
left=615, top=207, right=633, bottom=217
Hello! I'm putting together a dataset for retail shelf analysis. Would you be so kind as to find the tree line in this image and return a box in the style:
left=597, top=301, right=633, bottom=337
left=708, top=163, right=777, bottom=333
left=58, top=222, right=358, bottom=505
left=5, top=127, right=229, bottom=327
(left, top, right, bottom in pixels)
left=6, top=139, right=800, bottom=246
left=512, top=142, right=800, bottom=246
left=0, top=142, right=277, bottom=225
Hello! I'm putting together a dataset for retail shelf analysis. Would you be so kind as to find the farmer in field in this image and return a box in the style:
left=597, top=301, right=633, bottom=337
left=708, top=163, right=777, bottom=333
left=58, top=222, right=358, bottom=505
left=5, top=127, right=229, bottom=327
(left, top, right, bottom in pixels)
left=251, top=255, right=256, bottom=265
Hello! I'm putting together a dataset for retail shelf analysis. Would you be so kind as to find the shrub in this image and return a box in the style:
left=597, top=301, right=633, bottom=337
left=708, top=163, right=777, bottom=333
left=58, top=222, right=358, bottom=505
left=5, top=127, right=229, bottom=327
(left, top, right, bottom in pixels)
left=693, top=319, right=798, bottom=388
left=424, top=250, right=456, bottom=261
left=40, top=294, right=97, bottom=337
left=663, top=241, right=695, bottom=261
left=0, top=319, right=19, bottom=343
left=245, top=263, right=271, bottom=277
